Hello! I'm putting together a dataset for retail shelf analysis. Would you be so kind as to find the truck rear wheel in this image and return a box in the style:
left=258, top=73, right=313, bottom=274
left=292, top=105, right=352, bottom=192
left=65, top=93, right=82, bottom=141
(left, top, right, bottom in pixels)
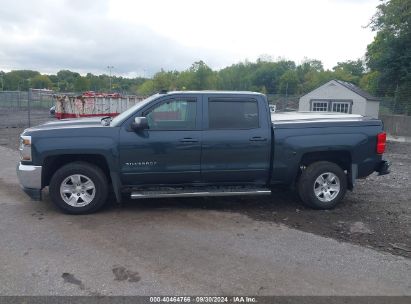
left=49, top=162, right=108, bottom=214
left=297, top=161, right=347, bottom=209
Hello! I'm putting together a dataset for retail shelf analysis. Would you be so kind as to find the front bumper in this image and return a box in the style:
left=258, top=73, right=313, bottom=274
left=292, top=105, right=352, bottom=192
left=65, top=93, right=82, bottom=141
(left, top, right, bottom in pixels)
left=16, top=163, right=42, bottom=200
left=376, top=160, right=390, bottom=176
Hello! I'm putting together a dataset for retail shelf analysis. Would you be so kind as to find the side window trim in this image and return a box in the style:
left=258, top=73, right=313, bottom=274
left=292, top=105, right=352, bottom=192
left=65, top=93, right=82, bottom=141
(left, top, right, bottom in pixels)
left=207, top=97, right=260, bottom=130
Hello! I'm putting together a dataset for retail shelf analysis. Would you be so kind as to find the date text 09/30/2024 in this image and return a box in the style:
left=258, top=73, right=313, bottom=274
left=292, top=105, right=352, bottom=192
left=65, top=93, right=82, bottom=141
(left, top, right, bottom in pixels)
left=149, top=296, right=257, bottom=303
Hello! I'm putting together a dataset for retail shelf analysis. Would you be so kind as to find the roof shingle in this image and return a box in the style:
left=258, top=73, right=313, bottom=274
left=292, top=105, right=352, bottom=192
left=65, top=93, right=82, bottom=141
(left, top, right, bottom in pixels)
left=335, top=80, right=380, bottom=101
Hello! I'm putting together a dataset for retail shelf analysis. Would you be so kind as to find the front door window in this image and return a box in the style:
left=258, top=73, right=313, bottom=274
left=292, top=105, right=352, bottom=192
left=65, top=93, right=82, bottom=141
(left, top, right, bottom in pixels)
left=144, top=99, right=196, bottom=130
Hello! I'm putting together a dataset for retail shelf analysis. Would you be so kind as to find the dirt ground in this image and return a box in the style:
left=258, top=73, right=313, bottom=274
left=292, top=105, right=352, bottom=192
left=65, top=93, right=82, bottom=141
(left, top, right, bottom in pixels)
left=1, top=109, right=410, bottom=258
left=114, top=140, right=410, bottom=258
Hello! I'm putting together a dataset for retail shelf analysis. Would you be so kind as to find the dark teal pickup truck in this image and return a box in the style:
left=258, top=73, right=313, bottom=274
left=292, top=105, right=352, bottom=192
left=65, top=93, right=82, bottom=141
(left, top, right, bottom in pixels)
left=17, top=91, right=389, bottom=214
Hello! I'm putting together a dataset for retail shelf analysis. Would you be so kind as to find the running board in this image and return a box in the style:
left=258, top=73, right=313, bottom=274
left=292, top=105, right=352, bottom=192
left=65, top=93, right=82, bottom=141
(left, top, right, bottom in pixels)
left=130, top=189, right=271, bottom=199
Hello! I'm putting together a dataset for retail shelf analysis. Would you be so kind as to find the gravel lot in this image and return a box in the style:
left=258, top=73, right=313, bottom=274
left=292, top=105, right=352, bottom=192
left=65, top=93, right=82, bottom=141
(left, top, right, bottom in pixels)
left=0, top=109, right=410, bottom=260
left=113, top=140, right=411, bottom=258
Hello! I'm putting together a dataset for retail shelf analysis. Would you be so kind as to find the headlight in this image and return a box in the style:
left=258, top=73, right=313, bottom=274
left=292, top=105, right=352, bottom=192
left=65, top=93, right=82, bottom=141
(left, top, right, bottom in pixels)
left=19, top=135, right=32, bottom=161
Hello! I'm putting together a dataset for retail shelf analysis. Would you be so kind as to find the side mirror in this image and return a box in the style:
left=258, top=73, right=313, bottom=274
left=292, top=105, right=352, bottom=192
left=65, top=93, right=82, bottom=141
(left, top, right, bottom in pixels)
left=131, top=117, right=149, bottom=131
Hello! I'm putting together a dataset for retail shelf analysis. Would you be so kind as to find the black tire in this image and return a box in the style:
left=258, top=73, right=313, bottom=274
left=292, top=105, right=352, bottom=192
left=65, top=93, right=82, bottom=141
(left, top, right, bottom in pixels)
left=297, top=161, right=347, bottom=209
left=49, top=161, right=108, bottom=214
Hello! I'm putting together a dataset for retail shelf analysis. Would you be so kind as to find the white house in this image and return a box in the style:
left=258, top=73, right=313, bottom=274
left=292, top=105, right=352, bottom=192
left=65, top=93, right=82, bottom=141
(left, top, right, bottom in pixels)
left=299, top=80, right=380, bottom=118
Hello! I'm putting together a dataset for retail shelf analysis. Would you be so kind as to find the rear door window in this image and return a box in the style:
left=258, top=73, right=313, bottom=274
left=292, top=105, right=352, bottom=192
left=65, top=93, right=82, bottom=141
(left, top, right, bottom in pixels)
left=208, top=99, right=259, bottom=129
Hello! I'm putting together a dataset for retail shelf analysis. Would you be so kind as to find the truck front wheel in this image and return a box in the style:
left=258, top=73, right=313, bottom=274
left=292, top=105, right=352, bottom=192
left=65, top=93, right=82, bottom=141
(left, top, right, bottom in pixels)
left=49, top=162, right=108, bottom=214
left=297, top=161, right=347, bottom=209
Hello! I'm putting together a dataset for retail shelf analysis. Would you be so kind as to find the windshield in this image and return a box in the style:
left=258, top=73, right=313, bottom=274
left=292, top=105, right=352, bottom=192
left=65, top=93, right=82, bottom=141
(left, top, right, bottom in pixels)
left=110, top=94, right=160, bottom=127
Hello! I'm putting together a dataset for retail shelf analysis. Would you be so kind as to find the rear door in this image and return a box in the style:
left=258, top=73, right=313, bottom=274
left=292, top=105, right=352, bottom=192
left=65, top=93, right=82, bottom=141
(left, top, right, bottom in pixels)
left=200, top=95, right=271, bottom=184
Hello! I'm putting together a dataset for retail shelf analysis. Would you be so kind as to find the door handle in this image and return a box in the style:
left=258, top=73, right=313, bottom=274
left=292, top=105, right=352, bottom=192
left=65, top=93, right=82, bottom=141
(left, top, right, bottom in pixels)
left=249, top=136, right=267, bottom=142
left=180, top=138, right=199, bottom=143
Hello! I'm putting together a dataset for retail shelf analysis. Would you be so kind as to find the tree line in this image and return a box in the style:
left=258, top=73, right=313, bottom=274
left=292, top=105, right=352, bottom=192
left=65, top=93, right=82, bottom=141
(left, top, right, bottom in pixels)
left=0, top=58, right=372, bottom=96
left=0, top=69, right=146, bottom=94
left=0, top=0, right=409, bottom=113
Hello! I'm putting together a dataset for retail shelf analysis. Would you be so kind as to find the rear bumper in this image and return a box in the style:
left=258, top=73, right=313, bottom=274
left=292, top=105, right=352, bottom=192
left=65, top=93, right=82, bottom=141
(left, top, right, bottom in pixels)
left=376, top=160, right=390, bottom=176
left=349, top=160, right=390, bottom=190
left=16, top=163, right=42, bottom=201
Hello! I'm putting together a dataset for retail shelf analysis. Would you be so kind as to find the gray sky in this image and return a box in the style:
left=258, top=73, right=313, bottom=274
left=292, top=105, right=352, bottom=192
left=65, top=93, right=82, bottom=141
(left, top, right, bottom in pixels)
left=0, top=0, right=379, bottom=77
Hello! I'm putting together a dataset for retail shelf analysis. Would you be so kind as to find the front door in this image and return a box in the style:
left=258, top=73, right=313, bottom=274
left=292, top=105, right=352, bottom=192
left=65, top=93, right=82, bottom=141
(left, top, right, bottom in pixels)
left=119, top=96, right=202, bottom=186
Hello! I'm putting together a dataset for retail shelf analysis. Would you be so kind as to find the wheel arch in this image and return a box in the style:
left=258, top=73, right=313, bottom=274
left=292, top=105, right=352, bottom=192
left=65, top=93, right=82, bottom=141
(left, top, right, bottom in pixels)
left=300, top=150, right=352, bottom=170
left=43, top=154, right=111, bottom=188
left=297, top=150, right=353, bottom=189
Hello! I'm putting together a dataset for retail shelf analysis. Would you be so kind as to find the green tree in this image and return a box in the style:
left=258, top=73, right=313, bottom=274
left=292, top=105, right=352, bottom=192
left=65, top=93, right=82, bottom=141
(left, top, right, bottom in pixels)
left=366, top=0, right=411, bottom=113
left=279, top=70, right=299, bottom=95
left=31, top=74, right=52, bottom=89
left=57, top=70, right=80, bottom=81
left=359, top=71, right=381, bottom=95
left=137, top=80, right=156, bottom=95
left=152, top=69, right=179, bottom=91
left=3, top=72, right=23, bottom=90
left=217, top=61, right=253, bottom=91
left=332, top=59, right=365, bottom=85
left=296, top=59, right=327, bottom=92
left=74, top=77, right=91, bottom=92
left=333, top=59, right=365, bottom=78
left=56, top=70, right=80, bottom=91
left=187, top=61, right=217, bottom=90
left=2, top=70, right=40, bottom=90
left=86, top=73, right=103, bottom=92
left=332, top=68, right=360, bottom=84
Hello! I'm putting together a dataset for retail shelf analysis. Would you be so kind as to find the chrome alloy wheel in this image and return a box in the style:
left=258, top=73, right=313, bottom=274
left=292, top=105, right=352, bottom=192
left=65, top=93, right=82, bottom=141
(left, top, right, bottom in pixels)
left=313, top=172, right=340, bottom=202
left=59, top=174, right=96, bottom=207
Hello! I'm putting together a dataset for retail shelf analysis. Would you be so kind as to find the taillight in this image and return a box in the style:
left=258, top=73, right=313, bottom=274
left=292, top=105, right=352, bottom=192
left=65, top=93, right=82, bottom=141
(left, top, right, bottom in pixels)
left=377, top=132, right=386, bottom=154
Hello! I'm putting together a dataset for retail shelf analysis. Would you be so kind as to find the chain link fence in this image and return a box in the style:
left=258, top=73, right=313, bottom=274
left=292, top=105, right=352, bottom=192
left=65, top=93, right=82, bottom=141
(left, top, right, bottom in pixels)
left=379, top=97, right=411, bottom=116
left=0, top=89, right=55, bottom=128
left=267, top=94, right=299, bottom=112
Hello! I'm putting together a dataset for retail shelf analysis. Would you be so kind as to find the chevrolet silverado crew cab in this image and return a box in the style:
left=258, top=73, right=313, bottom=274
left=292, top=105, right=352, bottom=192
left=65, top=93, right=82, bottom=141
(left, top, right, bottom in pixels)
left=17, top=91, right=390, bottom=214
